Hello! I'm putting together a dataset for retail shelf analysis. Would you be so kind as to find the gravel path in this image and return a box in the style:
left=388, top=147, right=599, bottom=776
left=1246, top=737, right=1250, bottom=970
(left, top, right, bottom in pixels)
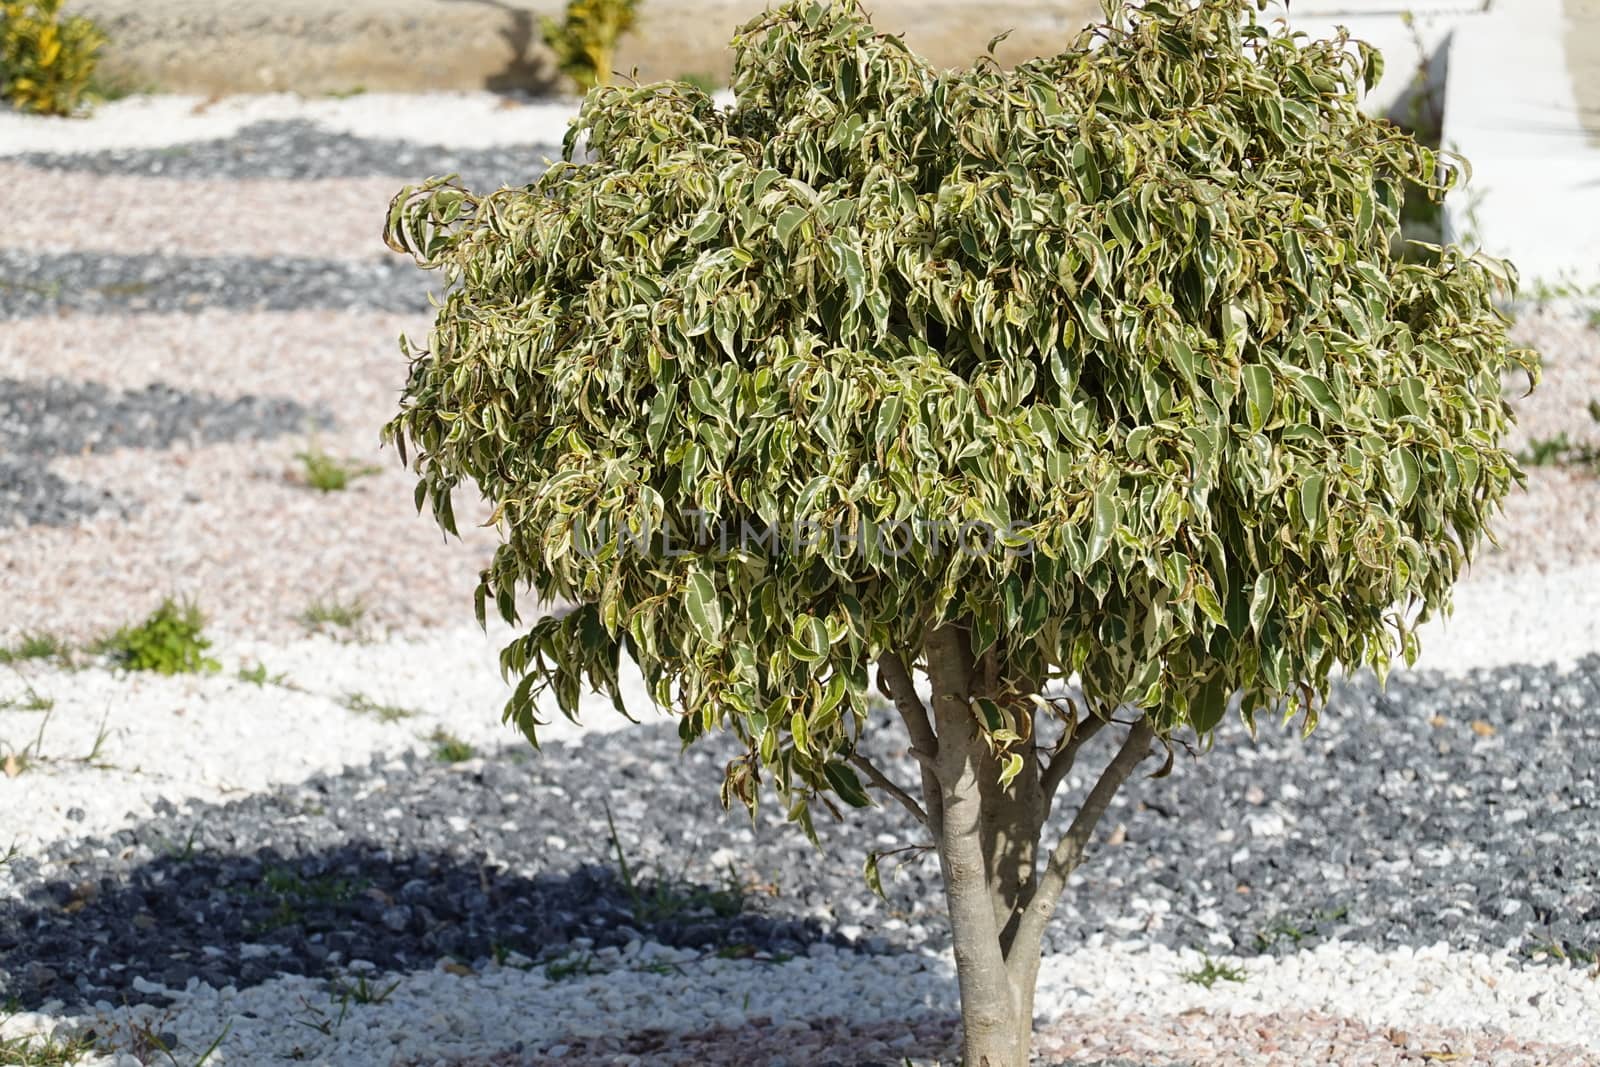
left=3, top=93, right=1600, bottom=1066
left=8, top=659, right=1600, bottom=1010
left=0, top=167, right=412, bottom=260
left=0, top=250, right=431, bottom=318
left=6, top=119, right=558, bottom=190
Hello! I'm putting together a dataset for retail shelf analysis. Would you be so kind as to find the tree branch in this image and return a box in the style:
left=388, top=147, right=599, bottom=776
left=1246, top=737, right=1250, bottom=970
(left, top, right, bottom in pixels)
left=877, top=651, right=944, bottom=835
left=877, top=652, right=936, bottom=757
left=848, top=752, right=928, bottom=825
left=1007, top=716, right=1155, bottom=980
left=1039, top=712, right=1107, bottom=818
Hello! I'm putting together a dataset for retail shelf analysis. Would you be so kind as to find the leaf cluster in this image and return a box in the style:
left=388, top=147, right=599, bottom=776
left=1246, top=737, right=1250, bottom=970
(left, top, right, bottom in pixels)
left=385, top=0, right=1534, bottom=822
left=0, top=0, right=105, bottom=116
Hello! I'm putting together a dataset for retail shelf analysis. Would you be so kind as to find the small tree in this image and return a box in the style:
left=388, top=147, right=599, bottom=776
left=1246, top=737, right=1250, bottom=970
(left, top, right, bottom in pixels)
left=383, top=1, right=1535, bottom=1062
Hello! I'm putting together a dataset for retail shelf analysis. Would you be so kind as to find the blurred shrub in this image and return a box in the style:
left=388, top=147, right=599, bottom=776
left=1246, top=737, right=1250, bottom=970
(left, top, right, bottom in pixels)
left=0, top=0, right=107, bottom=116
left=541, top=0, right=637, bottom=94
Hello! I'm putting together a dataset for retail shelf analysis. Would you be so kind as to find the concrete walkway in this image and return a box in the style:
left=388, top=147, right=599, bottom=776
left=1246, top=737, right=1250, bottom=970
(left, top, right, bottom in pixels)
left=1442, top=0, right=1600, bottom=290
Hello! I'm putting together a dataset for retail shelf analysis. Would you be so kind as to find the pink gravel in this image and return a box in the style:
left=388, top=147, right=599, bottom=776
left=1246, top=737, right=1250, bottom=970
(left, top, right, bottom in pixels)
left=1, top=306, right=1596, bottom=639
left=419, top=1007, right=1600, bottom=1066
left=0, top=164, right=408, bottom=261
left=1, top=309, right=497, bottom=641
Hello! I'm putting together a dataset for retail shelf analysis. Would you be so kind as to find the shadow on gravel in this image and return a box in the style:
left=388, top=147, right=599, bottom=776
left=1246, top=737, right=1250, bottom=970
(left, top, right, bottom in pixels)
left=7, top=662, right=1600, bottom=1013
left=0, top=250, right=433, bottom=319
left=6, top=119, right=558, bottom=187
left=0, top=842, right=837, bottom=1011
left=0, top=376, right=332, bottom=527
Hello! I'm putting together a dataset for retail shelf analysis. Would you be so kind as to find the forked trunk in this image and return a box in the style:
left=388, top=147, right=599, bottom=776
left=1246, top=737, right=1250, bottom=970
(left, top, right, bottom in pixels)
left=904, top=630, right=1156, bottom=1067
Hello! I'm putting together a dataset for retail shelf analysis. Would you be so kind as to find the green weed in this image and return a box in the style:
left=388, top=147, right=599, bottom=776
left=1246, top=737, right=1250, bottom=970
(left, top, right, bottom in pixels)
left=0, top=681, right=53, bottom=713
left=543, top=949, right=600, bottom=981
left=603, top=801, right=744, bottom=925
left=295, top=444, right=380, bottom=493
left=0, top=1030, right=99, bottom=1066
left=341, top=693, right=417, bottom=723
left=247, top=864, right=365, bottom=933
left=332, top=974, right=399, bottom=1005
left=1179, top=952, right=1249, bottom=989
left=298, top=595, right=367, bottom=632
left=96, top=599, right=220, bottom=675
left=0, top=633, right=67, bottom=665
left=237, top=663, right=291, bottom=687
left=429, top=728, right=476, bottom=763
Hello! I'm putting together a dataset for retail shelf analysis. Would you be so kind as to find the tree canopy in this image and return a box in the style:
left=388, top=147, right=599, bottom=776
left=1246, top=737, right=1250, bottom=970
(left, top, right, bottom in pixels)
left=384, top=0, right=1534, bottom=829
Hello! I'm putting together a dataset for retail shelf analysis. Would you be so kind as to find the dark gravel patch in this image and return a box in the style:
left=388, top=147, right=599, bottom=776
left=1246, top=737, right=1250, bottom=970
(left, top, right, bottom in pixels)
left=4, top=119, right=558, bottom=189
left=0, top=376, right=331, bottom=526
left=0, top=250, right=432, bottom=319
left=2, top=659, right=1597, bottom=1011
left=0, top=460, right=121, bottom=528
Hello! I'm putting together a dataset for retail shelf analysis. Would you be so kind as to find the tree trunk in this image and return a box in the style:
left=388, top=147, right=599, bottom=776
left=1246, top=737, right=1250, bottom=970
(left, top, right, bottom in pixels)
left=913, top=627, right=1157, bottom=1067
left=924, top=626, right=1027, bottom=1066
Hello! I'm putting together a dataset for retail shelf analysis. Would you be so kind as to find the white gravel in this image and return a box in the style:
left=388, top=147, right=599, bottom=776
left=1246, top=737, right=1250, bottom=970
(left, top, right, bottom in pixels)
left=1413, top=559, right=1600, bottom=673
left=0, top=621, right=661, bottom=861
left=7, top=938, right=1599, bottom=1066
left=0, top=93, right=582, bottom=154
left=0, top=89, right=735, bottom=156
left=6, top=551, right=1598, bottom=862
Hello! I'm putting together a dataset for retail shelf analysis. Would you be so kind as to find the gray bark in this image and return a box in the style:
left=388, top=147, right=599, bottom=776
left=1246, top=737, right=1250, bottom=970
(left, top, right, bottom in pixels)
left=904, top=626, right=1157, bottom=1067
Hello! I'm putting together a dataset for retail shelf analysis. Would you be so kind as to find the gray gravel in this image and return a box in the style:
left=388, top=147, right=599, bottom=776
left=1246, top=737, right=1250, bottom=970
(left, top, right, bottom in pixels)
left=5, top=119, right=558, bottom=189
left=3, top=658, right=1597, bottom=1014
left=0, top=250, right=432, bottom=318
left=0, top=376, right=330, bottom=526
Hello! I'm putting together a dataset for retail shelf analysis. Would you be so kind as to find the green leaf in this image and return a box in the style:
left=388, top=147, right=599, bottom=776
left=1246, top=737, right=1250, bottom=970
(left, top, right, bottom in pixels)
left=1299, top=472, right=1326, bottom=530
left=688, top=210, right=724, bottom=243
left=775, top=207, right=808, bottom=248
left=1248, top=572, right=1275, bottom=633
left=1241, top=365, right=1273, bottom=433
left=830, top=237, right=867, bottom=312
left=1071, top=141, right=1101, bottom=200
left=1387, top=448, right=1421, bottom=506
left=997, top=752, right=1025, bottom=787
left=789, top=613, right=831, bottom=662
left=824, top=761, right=873, bottom=807
left=1190, top=676, right=1228, bottom=734
left=1086, top=484, right=1118, bottom=565
left=1193, top=582, right=1226, bottom=627
left=684, top=569, right=723, bottom=645
left=864, top=851, right=887, bottom=900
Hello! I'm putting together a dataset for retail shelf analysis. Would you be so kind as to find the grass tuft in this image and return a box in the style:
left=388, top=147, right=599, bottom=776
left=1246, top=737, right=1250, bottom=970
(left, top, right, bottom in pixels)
left=342, top=693, right=417, bottom=723
left=603, top=801, right=745, bottom=925
left=299, top=595, right=368, bottom=633
left=237, top=663, right=291, bottom=688
left=295, top=443, right=381, bottom=493
left=0, top=1030, right=99, bottom=1066
left=0, top=681, right=53, bottom=713
left=0, top=633, right=68, bottom=665
left=95, top=599, right=220, bottom=675
left=1179, top=952, right=1249, bottom=989
left=429, top=728, right=476, bottom=763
